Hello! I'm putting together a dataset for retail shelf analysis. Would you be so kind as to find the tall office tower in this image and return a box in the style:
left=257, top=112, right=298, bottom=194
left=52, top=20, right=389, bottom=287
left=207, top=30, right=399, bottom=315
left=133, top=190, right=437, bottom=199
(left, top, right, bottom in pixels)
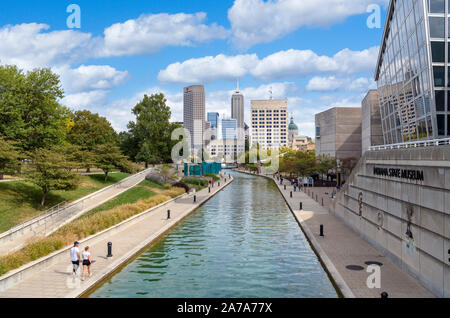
left=207, top=112, right=219, bottom=128
left=183, top=85, right=205, bottom=152
left=250, top=99, right=288, bottom=149
left=221, top=118, right=237, bottom=140
left=231, top=82, right=244, bottom=130
left=375, top=0, right=450, bottom=144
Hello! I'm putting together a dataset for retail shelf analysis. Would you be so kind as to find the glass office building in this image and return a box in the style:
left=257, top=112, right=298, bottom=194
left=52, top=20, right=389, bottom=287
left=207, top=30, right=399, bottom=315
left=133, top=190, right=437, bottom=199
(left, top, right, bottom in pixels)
left=221, top=119, right=237, bottom=140
left=207, top=112, right=219, bottom=128
left=375, top=0, right=450, bottom=144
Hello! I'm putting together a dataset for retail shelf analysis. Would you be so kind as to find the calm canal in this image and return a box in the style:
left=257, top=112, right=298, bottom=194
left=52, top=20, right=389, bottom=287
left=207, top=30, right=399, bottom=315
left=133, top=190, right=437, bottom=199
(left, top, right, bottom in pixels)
left=88, top=171, right=337, bottom=298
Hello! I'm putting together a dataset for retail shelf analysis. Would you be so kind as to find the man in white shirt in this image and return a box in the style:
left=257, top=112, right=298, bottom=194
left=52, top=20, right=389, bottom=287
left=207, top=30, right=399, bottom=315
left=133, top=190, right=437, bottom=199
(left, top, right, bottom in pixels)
left=70, top=241, right=81, bottom=279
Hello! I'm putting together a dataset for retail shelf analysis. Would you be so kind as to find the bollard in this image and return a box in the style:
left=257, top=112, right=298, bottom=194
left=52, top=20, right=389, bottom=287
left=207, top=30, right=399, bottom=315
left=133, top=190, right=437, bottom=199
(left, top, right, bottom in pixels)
left=290, top=191, right=293, bottom=198
left=300, top=202, right=303, bottom=210
left=284, top=185, right=286, bottom=190
left=167, top=209, right=171, bottom=219
left=322, top=198, right=324, bottom=206
left=107, top=242, right=113, bottom=258
left=209, top=187, right=211, bottom=193
left=320, top=224, right=324, bottom=237
left=218, top=182, right=221, bottom=186
left=194, top=195, right=197, bottom=203
left=225, top=178, right=227, bottom=182
left=381, top=292, right=388, bottom=298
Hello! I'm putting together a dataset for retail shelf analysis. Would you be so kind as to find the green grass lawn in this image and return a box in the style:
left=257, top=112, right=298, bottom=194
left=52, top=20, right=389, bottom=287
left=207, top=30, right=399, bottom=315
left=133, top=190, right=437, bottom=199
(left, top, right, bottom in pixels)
left=0, top=173, right=129, bottom=233
left=79, top=180, right=163, bottom=219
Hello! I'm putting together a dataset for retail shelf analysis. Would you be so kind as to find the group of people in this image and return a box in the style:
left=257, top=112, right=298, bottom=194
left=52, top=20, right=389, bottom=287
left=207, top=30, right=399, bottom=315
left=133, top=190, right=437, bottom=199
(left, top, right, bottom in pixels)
left=70, top=241, right=92, bottom=281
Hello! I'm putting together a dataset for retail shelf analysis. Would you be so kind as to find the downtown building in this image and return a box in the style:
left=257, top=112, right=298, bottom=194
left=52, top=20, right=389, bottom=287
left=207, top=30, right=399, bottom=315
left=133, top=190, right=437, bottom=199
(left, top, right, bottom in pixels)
left=250, top=99, right=288, bottom=149
left=329, top=0, right=450, bottom=297
left=183, top=85, right=205, bottom=153
left=375, top=0, right=450, bottom=143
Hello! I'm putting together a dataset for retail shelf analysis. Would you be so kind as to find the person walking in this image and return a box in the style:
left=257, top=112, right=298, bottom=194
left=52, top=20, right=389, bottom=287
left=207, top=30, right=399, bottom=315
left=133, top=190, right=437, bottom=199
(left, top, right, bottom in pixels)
left=81, top=246, right=92, bottom=281
left=70, top=241, right=81, bottom=279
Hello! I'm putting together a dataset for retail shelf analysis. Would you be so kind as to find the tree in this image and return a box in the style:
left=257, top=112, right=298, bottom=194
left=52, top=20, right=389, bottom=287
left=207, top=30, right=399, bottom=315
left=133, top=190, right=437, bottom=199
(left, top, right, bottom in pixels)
left=316, top=155, right=336, bottom=180
left=54, top=144, right=95, bottom=172
left=93, top=144, right=129, bottom=181
left=126, top=94, right=178, bottom=163
left=135, top=142, right=157, bottom=168
left=0, top=137, right=21, bottom=180
left=24, top=148, right=79, bottom=206
left=0, top=65, right=70, bottom=151
left=67, top=110, right=118, bottom=152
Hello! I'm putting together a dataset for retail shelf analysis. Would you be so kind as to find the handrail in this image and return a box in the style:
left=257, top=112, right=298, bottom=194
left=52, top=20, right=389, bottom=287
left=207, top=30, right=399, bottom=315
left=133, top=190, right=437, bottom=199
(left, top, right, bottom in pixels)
left=368, top=138, right=450, bottom=151
left=0, top=168, right=152, bottom=243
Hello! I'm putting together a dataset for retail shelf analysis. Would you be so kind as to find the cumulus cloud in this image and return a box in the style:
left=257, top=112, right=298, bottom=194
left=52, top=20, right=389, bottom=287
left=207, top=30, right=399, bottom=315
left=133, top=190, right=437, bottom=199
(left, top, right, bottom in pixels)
left=228, top=0, right=388, bottom=49
left=56, top=65, right=129, bottom=94
left=0, top=23, right=98, bottom=69
left=158, top=54, right=259, bottom=83
left=158, top=47, right=379, bottom=83
left=306, top=76, right=375, bottom=92
left=101, top=12, right=229, bottom=57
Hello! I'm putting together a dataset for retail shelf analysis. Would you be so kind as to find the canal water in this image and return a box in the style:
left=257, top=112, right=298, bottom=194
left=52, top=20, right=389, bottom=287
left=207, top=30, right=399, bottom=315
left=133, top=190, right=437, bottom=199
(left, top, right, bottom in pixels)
left=88, top=172, right=337, bottom=298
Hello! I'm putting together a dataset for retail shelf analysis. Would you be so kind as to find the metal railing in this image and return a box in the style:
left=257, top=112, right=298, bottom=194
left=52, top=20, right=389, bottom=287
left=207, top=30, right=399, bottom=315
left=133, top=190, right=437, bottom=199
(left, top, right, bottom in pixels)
left=0, top=168, right=152, bottom=246
left=368, top=138, right=450, bottom=151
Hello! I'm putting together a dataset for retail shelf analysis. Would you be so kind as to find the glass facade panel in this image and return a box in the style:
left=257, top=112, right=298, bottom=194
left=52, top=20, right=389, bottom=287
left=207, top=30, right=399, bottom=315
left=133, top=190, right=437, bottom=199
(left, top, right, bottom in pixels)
left=429, top=17, right=445, bottom=38
left=435, top=90, right=445, bottom=111
left=431, top=42, right=445, bottom=62
left=429, top=0, right=445, bottom=13
left=437, top=114, right=446, bottom=135
left=434, top=66, right=445, bottom=87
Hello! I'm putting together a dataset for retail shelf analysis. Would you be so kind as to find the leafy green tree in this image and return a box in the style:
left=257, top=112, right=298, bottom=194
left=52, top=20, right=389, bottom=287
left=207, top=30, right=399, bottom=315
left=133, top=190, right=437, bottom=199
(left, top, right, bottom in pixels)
left=0, top=65, right=70, bottom=151
left=0, top=137, right=21, bottom=180
left=67, top=110, right=118, bottom=151
left=316, top=155, right=337, bottom=180
left=135, top=142, right=157, bottom=168
left=24, top=148, right=79, bottom=206
left=126, top=94, right=179, bottom=163
left=93, top=144, right=129, bottom=181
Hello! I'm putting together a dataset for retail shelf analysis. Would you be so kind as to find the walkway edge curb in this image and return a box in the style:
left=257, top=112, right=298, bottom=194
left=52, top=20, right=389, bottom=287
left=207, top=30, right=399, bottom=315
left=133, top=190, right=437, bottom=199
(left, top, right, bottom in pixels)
left=234, top=170, right=355, bottom=298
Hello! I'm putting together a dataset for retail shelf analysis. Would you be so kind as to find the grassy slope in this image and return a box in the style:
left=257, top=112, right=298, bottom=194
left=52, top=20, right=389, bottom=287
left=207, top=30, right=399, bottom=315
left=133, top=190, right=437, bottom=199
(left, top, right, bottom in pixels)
left=0, top=173, right=129, bottom=233
left=0, top=182, right=185, bottom=276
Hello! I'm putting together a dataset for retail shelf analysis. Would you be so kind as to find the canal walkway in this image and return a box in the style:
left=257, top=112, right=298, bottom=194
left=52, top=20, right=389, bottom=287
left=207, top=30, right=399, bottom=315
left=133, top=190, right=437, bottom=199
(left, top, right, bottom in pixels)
left=0, top=175, right=233, bottom=298
left=237, top=170, right=433, bottom=298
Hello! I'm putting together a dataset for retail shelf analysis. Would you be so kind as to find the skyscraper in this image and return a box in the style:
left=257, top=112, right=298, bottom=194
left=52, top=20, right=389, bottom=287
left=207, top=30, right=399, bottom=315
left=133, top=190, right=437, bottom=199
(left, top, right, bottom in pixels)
left=207, top=112, right=219, bottom=128
left=375, top=0, right=449, bottom=144
left=231, top=82, right=244, bottom=130
left=183, top=85, right=205, bottom=152
left=222, top=118, right=237, bottom=140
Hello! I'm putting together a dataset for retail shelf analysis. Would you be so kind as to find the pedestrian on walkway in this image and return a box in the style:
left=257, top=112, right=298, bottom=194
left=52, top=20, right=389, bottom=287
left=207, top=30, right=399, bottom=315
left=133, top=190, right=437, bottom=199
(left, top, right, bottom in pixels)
left=70, top=241, right=81, bottom=279
left=81, top=246, right=92, bottom=281
left=212, top=179, right=214, bottom=187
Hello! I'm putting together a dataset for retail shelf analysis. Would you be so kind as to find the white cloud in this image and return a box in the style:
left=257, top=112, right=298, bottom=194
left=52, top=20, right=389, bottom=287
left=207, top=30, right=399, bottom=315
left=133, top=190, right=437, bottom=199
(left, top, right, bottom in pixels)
left=158, top=54, right=258, bottom=83
left=56, top=65, right=129, bottom=94
left=251, top=47, right=379, bottom=80
left=101, top=12, right=229, bottom=57
left=62, top=90, right=110, bottom=110
left=0, top=23, right=97, bottom=69
left=306, top=76, right=375, bottom=92
left=228, top=0, right=388, bottom=49
left=158, top=47, right=379, bottom=83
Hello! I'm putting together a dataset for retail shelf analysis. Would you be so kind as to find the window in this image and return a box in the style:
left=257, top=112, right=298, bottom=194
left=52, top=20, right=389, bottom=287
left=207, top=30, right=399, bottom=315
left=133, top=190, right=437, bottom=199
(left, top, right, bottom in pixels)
left=429, top=0, right=445, bottom=13
left=435, top=90, right=445, bottom=111
left=437, top=114, right=445, bottom=135
left=316, top=126, right=320, bottom=138
left=431, top=42, right=445, bottom=63
left=448, top=91, right=450, bottom=111
left=429, top=17, right=445, bottom=38
left=433, top=66, right=445, bottom=87
left=427, top=115, right=434, bottom=137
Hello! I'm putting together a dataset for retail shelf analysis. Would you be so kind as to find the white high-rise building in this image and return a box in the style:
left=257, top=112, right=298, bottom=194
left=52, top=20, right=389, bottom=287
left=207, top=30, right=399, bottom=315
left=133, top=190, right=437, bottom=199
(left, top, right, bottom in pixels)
left=250, top=99, right=288, bottom=149
left=183, top=85, right=205, bottom=153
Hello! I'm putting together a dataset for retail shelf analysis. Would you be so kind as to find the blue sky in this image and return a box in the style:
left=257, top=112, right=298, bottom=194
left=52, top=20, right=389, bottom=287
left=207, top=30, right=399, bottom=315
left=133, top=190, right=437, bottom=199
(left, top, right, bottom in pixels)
left=0, top=0, right=389, bottom=138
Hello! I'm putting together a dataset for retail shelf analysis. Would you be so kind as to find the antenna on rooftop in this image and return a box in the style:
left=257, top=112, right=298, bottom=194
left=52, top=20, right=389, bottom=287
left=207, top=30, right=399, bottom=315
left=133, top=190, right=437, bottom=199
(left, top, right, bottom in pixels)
left=269, top=86, right=273, bottom=100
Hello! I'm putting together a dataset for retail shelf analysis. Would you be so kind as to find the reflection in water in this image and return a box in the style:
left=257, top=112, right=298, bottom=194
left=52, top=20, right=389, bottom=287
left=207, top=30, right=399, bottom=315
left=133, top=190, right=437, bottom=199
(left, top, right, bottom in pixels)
left=89, top=172, right=337, bottom=298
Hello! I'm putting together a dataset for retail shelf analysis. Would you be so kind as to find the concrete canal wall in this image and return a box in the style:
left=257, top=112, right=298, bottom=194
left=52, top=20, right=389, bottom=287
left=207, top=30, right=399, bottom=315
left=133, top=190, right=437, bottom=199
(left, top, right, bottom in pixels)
left=331, top=147, right=450, bottom=297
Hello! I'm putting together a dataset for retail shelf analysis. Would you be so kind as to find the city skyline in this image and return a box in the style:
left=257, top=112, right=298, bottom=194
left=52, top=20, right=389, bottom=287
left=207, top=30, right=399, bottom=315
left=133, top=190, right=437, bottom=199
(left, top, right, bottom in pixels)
left=0, top=0, right=389, bottom=138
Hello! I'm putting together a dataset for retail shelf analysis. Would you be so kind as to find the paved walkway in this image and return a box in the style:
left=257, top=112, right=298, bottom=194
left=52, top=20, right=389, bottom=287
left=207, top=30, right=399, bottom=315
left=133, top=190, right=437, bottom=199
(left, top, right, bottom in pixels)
left=0, top=169, right=151, bottom=256
left=271, top=176, right=434, bottom=298
left=0, top=176, right=232, bottom=298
